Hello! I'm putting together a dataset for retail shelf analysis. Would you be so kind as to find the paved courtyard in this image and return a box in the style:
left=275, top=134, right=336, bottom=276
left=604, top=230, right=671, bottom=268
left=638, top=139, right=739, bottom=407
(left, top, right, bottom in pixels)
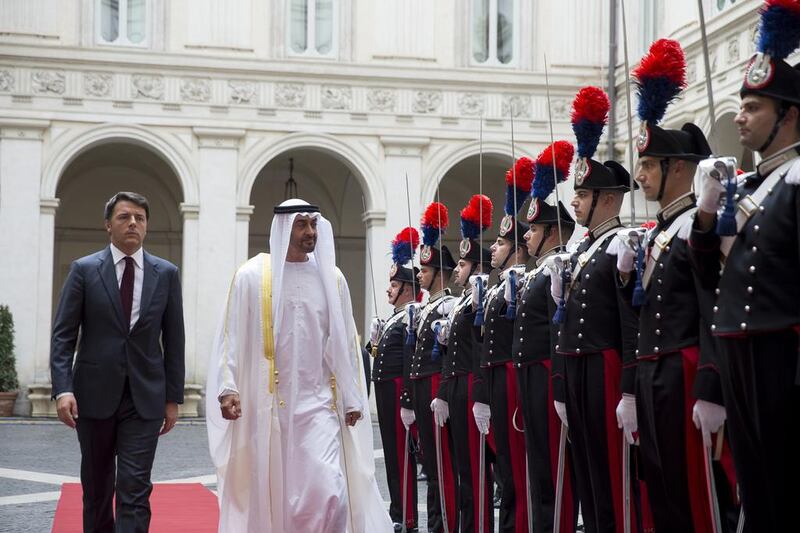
left=0, top=418, right=445, bottom=532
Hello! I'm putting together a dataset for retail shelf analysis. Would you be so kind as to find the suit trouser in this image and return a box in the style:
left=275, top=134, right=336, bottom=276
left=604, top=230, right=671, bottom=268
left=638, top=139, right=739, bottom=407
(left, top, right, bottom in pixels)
left=375, top=377, right=419, bottom=529
left=445, top=373, right=494, bottom=533
left=75, top=380, right=162, bottom=533
left=411, top=374, right=457, bottom=533
left=563, top=350, right=651, bottom=533
left=485, top=362, right=529, bottom=533
left=717, top=328, right=800, bottom=532
left=636, top=348, right=739, bottom=533
left=517, top=361, right=578, bottom=533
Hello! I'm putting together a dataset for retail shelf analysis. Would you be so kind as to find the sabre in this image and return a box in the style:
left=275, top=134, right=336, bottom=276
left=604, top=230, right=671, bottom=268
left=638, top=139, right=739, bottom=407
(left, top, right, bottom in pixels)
left=434, top=421, right=450, bottom=532
left=405, top=173, right=419, bottom=299
left=361, top=195, right=381, bottom=358
left=703, top=442, right=723, bottom=533
left=544, top=54, right=567, bottom=251
left=553, top=422, right=568, bottom=533
left=623, top=433, right=631, bottom=533
left=478, top=429, right=486, bottom=533
left=401, top=427, right=410, bottom=533
left=620, top=0, right=645, bottom=223
left=510, top=106, right=519, bottom=257
left=696, top=0, right=717, bottom=151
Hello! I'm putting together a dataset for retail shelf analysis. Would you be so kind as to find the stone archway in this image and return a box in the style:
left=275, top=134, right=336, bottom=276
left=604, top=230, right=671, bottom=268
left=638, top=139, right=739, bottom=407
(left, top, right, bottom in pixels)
left=53, top=142, right=184, bottom=309
left=248, top=148, right=369, bottom=336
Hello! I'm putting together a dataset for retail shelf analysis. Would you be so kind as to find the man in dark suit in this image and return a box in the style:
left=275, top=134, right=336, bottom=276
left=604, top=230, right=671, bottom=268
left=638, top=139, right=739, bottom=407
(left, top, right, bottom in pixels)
left=51, top=191, right=185, bottom=533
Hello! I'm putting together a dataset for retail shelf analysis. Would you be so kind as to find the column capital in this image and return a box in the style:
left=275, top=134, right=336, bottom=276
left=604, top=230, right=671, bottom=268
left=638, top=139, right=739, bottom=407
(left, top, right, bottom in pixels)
left=192, top=127, right=246, bottom=149
left=180, top=202, right=200, bottom=219
left=379, top=135, right=430, bottom=156
left=236, top=205, right=255, bottom=221
left=0, top=119, right=50, bottom=140
left=40, top=197, right=60, bottom=214
left=362, top=209, right=386, bottom=228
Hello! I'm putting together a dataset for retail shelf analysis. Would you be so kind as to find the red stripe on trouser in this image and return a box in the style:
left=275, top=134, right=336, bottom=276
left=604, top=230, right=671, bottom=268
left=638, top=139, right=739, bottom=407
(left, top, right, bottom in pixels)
left=394, top=378, right=416, bottom=528
left=505, top=362, right=530, bottom=532
left=430, top=373, right=457, bottom=532
left=541, top=360, right=576, bottom=532
left=467, top=374, right=492, bottom=532
left=681, top=346, right=714, bottom=533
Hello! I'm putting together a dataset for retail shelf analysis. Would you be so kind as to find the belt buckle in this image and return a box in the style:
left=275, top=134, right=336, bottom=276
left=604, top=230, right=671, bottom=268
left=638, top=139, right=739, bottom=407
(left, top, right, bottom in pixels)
left=737, top=195, right=758, bottom=219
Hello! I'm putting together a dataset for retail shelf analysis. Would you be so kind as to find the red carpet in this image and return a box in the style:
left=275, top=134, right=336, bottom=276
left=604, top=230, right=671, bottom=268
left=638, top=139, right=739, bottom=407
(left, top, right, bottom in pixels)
left=52, top=483, right=219, bottom=532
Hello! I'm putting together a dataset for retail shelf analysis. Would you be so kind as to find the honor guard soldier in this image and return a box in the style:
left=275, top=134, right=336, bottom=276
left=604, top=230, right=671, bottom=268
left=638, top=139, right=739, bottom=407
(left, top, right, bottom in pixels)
left=431, top=194, right=495, bottom=533
left=369, top=227, right=422, bottom=532
left=514, top=141, right=578, bottom=533
left=690, top=2, right=800, bottom=529
left=613, top=40, right=739, bottom=532
left=549, top=85, right=645, bottom=533
left=405, top=202, right=458, bottom=533
left=472, top=159, right=533, bottom=532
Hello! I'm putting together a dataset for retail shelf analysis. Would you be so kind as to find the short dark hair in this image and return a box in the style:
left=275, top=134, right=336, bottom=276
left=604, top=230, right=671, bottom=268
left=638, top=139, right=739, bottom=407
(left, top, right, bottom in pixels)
left=104, top=191, right=150, bottom=221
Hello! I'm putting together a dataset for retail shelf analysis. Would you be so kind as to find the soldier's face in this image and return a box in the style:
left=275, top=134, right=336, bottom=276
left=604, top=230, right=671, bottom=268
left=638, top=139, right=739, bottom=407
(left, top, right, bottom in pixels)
left=635, top=156, right=664, bottom=202
left=453, top=259, right=472, bottom=287
left=571, top=190, right=595, bottom=226
left=735, top=95, right=781, bottom=152
left=289, top=215, right=318, bottom=253
left=524, top=225, right=546, bottom=257
left=490, top=237, right=512, bottom=268
left=417, top=265, right=437, bottom=290
left=387, top=280, right=405, bottom=303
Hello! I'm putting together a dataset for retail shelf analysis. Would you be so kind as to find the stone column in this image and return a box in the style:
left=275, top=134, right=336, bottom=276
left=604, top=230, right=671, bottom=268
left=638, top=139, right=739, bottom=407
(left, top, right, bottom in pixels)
left=0, top=119, right=50, bottom=416
left=189, top=127, right=245, bottom=415
left=178, top=202, right=202, bottom=417
left=235, top=205, right=255, bottom=268
left=379, top=136, right=430, bottom=235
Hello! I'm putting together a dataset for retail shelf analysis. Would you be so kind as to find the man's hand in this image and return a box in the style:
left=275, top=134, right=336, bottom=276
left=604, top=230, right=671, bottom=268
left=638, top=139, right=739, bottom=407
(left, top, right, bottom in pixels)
left=345, top=410, right=362, bottom=427
left=692, top=399, right=727, bottom=448
left=160, top=402, right=179, bottom=436
left=369, top=318, right=384, bottom=345
left=472, top=402, right=491, bottom=435
left=430, top=398, right=449, bottom=427
left=220, top=393, right=242, bottom=421
left=616, top=394, right=638, bottom=445
left=56, top=394, right=78, bottom=429
left=554, top=400, right=568, bottom=429
left=400, top=407, right=416, bottom=430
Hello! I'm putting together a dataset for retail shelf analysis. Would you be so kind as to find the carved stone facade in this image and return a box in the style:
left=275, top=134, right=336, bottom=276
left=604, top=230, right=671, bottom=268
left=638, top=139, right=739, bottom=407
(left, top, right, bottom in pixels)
left=181, top=78, right=211, bottom=102
left=84, top=72, right=113, bottom=97
left=275, top=83, right=305, bottom=108
left=32, top=71, right=65, bottom=94
left=367, top=88, right=395, bottom=112
left=132, top=75, right=164, bottom=100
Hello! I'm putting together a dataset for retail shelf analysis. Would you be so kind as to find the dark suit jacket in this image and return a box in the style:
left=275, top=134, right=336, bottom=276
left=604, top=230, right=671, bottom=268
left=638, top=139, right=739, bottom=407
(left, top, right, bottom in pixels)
left=50, top=246, right=185, bottom=420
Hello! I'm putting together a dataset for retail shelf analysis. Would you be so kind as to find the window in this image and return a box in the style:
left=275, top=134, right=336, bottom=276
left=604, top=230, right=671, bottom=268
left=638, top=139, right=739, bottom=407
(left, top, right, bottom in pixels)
left=97, top=0, right=148, bottom=46
left=714, top=0, right=737, bottom=13
left=471, top=0, right=516, bottom=66
left=289, top=0, right=337, bottom=57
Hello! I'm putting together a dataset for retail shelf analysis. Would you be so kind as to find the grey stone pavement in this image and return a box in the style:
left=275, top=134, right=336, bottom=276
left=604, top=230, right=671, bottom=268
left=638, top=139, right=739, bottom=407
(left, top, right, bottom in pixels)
left=0, top=418, right=455, bottom=533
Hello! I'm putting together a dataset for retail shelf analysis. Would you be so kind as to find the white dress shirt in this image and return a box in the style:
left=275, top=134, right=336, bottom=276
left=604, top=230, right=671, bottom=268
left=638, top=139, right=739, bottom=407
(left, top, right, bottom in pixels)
left=110, top=243, right=144, bottom=330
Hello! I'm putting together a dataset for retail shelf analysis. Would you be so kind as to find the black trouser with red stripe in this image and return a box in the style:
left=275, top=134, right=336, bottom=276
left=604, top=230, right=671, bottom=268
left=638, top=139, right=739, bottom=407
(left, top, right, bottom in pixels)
left=375, top=377, right=418, bottom=529
left=517, top=360, right=578, bottom=533
left=636, top=348, right=739, bottom=533
left=485, top=362, right=529, bottom=533
left=445, top=373, right=494, bottom=533
left=412, top=374, right=457, bottom=533
left=562, top=350, right=651, bottom=533
left=717, top=328, right=800, bottom=532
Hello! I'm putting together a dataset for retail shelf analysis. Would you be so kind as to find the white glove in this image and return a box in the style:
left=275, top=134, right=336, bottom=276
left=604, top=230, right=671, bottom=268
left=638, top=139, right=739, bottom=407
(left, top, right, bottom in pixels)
left=696, top=157, right=732, bottom=215
left=430, top=398, right=449, bottom=427
left=615, top=393, right=637, bottom=445
left=400, top=407, right=416, bottom=430
left=472, top=401, right=491, bottom=435
left=469, top=274, right=488, bottom=309
left=610, top=231, right=641, bottom=274
left=554, top=400, right=568, bottom=428
left=432, top=318, right=449, bottom=345
left=692, top=399, right=727, bottom=448
left=406, top=303, right=421, bottom=333
left=547, top=257, right=567, bottom=304
left=503, top=266, right=526, bottom=303
left=369, top=317, right=384, bottom=345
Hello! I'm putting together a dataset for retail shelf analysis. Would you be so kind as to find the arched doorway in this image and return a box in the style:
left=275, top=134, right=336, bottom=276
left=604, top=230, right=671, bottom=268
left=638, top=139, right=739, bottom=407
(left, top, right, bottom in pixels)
left=249, top=148, right=368, bottom=335
left=53, top=142, right=184, bottom=310
left=435, top=152, right=514, bottom=257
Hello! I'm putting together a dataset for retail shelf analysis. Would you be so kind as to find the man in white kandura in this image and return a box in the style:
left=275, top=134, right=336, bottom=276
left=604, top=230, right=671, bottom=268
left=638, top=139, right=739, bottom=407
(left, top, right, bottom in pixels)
left=206, top=199, right=392, bottom=533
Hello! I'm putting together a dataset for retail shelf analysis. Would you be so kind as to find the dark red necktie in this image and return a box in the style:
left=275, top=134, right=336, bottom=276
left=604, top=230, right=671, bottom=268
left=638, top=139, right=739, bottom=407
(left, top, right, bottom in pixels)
left=120, top=256, right=134, bottom=328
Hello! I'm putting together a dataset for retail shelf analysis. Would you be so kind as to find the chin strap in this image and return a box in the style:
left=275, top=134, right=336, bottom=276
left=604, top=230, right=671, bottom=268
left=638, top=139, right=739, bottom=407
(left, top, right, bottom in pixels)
left=584, top=190, right=600, bottom=228
left=758, top=105, right=788, bottom=154
left=656, top=158, right=671, bottom=202
left=533, top=225, right=553, bottom=259
left=423, top=269, right=440, bottom=293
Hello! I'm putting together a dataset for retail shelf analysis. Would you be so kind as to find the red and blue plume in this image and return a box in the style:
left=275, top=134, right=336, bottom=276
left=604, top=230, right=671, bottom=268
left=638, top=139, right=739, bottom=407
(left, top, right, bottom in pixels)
left=633, top=39, right=687, bottom=125
left=533, top=141, right=574, bottom=201
left=391, top=226, right=419, bottom=265
left=504, top=157, right=535, bottom=216
left=420, top=202, right=449, bottom=247
left=571, top=86, right=609, bottom=160
left=757, top=0, right=800, bottom=59
left=460, top=194, right=493, bottom=240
